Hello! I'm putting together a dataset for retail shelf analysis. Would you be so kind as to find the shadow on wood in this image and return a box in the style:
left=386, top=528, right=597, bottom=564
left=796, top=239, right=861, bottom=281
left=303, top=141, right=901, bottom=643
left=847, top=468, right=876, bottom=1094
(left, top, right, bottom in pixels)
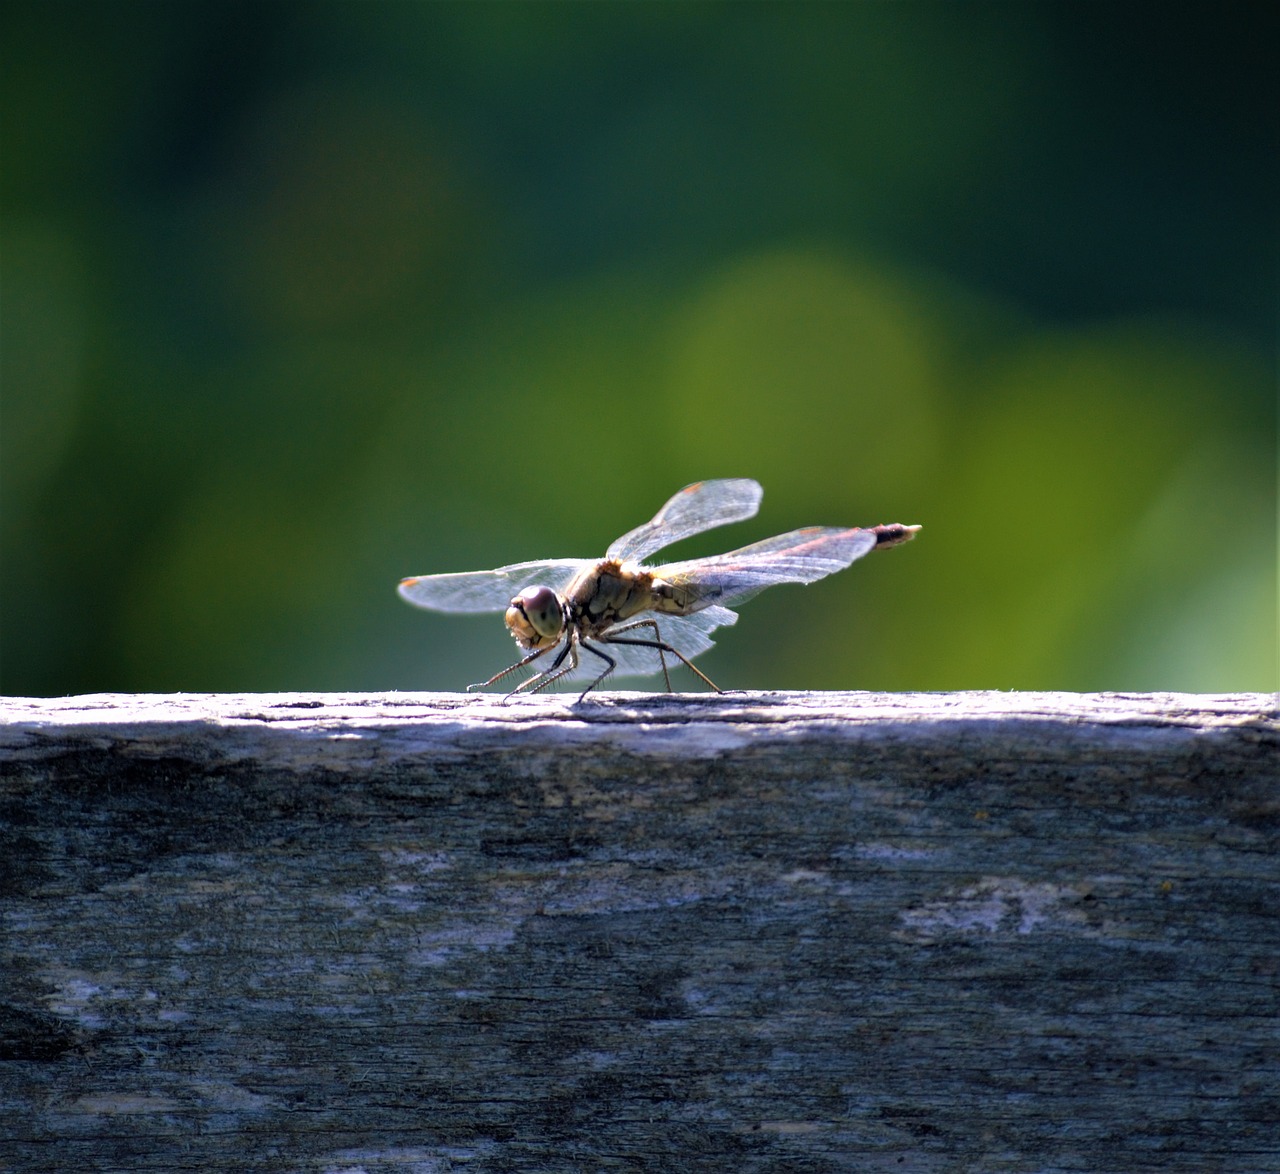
left=1, top=691, right=1277, bottom=1171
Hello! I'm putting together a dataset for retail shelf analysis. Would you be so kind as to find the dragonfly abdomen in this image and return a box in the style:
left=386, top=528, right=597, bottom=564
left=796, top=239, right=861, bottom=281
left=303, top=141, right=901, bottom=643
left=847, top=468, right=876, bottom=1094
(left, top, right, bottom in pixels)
left=649, top=574, right=712, bottom=616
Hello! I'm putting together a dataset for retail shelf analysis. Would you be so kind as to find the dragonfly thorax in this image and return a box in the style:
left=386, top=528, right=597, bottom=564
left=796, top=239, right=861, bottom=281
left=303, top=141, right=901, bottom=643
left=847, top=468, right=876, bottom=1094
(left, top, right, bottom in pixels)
left=505, top=585, right=566, bottom=649
left=564, top=559, right=701, bottom=636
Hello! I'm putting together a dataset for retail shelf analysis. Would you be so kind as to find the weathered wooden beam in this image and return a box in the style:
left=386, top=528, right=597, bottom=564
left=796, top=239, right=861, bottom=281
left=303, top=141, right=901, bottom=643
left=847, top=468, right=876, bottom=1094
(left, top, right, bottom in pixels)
left=1, top=691, right=1276, bottom=1171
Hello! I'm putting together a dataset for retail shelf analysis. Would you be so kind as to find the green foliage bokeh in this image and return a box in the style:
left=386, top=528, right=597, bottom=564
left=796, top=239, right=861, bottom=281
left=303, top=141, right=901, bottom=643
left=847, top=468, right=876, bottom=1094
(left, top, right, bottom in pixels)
left=2, top=1, right=1275, bottom=695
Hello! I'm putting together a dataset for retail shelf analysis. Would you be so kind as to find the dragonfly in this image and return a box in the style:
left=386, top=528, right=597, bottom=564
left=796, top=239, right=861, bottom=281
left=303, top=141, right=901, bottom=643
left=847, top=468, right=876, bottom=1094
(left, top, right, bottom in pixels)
left=398, top=478, right=920, bottom=701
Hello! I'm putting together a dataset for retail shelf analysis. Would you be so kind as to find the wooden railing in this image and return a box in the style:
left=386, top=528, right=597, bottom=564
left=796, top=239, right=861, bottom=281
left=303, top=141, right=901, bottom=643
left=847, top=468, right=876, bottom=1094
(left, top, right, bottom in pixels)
left=2, top=691, right=1276, bottom=1171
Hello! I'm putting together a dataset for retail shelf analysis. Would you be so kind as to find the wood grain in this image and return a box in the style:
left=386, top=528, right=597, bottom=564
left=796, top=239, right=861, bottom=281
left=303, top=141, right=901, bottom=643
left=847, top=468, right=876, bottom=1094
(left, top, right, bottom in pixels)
left=1, top=691, right=1276, bottom=1171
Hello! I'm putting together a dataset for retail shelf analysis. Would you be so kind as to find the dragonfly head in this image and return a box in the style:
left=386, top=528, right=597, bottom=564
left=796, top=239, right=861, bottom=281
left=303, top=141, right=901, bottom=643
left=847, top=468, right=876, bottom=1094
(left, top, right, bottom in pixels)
left=505, top=585, right=565, bottom=649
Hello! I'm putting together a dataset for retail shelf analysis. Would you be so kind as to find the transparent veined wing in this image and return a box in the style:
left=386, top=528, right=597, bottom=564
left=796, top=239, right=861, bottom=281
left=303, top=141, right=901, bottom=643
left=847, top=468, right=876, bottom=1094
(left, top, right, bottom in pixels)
left=657, top=527, right=880, bottom=610
left=398, top=558, right=595, bottom=613
left=557, top=605, right=740, bottom=682
left=606, top=478, right=763, bottom=563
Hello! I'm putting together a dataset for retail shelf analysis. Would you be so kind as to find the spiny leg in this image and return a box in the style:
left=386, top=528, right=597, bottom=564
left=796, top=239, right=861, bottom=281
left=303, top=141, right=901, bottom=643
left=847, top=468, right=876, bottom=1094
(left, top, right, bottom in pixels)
left=505, top=637, right=576, bottom=699
left=468, top=644, right=553, bottom=692
left=514, top=635, right=583, bottom=698
left=603, top=618, right=671, bottom=691
left=577, top=640, right=618, bottom=703
left=601, top=630, right=722, bottom=693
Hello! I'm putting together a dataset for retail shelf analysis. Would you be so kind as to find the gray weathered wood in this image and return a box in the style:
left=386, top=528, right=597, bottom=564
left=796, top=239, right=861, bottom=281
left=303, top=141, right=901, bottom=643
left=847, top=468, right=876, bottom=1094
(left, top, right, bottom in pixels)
left=1, top=691, right=1276, bottom=1172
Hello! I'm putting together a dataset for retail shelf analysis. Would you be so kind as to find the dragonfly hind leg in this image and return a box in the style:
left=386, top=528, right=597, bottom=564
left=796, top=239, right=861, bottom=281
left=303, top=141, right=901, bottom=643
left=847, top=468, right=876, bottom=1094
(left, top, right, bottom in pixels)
left=599, top=618, right=671, bottom=690
left=602, top=619, right=722, bottom=694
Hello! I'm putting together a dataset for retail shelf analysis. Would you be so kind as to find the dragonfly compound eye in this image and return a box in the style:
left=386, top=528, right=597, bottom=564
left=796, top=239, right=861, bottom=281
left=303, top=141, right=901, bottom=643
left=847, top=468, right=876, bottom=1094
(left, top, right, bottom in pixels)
left=506, top=585, right=563, bottom=645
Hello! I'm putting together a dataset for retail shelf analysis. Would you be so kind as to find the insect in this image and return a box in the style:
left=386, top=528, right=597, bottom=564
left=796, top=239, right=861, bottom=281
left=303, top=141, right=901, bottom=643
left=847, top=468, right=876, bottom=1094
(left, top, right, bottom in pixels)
left=398, top=478, right=920, bottom=701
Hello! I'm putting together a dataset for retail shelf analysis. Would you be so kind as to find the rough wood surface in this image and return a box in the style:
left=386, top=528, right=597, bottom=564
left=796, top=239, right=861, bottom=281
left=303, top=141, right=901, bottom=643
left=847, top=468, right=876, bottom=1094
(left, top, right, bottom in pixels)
left=1, top=690, right=1276, bottom=1172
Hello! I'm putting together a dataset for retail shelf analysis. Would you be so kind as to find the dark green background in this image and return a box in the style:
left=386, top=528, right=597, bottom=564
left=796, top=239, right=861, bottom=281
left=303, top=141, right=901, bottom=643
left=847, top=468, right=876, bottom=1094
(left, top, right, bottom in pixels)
left=2, top=1, right=1275, bottom=696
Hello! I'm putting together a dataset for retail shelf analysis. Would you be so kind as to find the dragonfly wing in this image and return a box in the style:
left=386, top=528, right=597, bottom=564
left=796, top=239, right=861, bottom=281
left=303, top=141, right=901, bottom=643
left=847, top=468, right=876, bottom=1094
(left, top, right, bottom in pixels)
left=398, top=558, right=595, bottom=613
left=658, top=527, right=879, bottom=609
left=606, top=478, right=763, bottom=563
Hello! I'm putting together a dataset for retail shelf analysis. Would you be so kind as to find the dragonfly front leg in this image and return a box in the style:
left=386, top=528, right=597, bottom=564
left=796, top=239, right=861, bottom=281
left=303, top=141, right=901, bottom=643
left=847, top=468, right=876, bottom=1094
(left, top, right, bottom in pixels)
left=516, top=635, right=582, bottom=698
left=468, top=644, right=554, bottom=694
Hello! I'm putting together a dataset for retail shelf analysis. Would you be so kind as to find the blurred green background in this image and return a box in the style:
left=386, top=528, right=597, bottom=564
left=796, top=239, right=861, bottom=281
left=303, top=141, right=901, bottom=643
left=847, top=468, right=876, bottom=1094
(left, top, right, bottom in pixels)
left=2, top=1, right=1275, bottom=696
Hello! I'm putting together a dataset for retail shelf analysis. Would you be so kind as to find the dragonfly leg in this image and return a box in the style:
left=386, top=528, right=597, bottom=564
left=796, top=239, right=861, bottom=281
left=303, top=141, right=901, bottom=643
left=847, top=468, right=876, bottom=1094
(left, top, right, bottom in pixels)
left=576, top=641, right=618, bottom=703
left=601, top=629, right=722, bottom=694
left=517, top=636, right=581, bottom=698
left=602, top=619, right=671, bottom=691
left=468, top=644, right=553, bottom=693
